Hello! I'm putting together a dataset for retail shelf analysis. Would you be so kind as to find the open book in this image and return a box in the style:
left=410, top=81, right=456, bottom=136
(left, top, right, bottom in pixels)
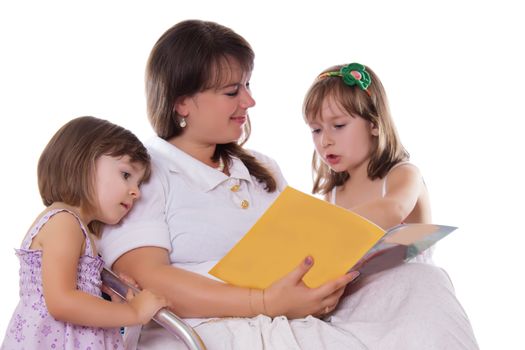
left=209, top=186, right=456, bottom=289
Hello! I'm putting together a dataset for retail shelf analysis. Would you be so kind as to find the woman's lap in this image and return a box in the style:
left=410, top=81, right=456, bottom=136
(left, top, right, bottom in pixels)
left=331, top=262, right=478, bottom=349
left=136, top=263, right=478, bottom=350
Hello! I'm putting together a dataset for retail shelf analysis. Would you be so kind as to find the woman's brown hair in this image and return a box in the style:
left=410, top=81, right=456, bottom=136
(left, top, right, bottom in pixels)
left=37, top=116, right=151, bottom=236
left=145, top=19, right=276, bottom=192
left=303, top=64, right=409, bottom=195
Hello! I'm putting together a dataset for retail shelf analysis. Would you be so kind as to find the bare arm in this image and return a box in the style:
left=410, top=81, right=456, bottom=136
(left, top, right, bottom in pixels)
left=40, top=212, right=166, bottom=327
left=113, top=247, right=359, bottom=319
left=351, top=164, right=423, bottom=229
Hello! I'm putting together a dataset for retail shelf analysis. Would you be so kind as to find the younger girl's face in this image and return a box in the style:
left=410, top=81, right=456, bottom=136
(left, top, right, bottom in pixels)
left=93, top=155, right=146, bottom=225
left=175, top=59, right=255, bottom=145
left=308, top=98, right=377, bottom=174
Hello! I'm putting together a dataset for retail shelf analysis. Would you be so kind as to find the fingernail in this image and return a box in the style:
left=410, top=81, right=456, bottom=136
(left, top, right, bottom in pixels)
left=305, top=256, right=313, bottom=266
left=349, top=271, right=360, bottom=279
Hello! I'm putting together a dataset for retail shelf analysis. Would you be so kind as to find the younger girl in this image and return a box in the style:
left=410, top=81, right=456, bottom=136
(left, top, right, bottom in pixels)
left=1, top=116, right=166, bottom=349
left=303, top=63, right=431, bottom=231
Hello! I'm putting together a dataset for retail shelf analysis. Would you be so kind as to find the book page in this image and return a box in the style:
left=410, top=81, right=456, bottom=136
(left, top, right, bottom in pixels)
left=384, top=224, right=443, bottom=245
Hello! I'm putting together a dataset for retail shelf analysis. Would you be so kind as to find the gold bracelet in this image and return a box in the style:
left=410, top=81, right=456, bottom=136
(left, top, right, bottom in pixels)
left=248, top=288, right=256, bottom=316
left=262, top=289, right=269, bottom=316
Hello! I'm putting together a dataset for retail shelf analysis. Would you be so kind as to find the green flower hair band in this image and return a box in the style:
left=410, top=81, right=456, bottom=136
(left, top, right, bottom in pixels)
left=318, top=63, right=372, bottom=95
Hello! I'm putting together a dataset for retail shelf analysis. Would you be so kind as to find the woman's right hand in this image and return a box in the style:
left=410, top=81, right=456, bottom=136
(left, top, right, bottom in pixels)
left=127, top=289, right=168, bottom=325
left=265, top=256, right=360, bottom=319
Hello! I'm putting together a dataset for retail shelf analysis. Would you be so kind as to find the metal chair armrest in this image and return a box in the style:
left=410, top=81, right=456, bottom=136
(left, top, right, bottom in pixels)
left=101, top=267, right=207, bottom=350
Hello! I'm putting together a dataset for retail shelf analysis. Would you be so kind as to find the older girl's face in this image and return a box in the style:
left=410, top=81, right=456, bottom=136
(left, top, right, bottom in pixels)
left=308, top=98, right=377, bottom=174
left=175, top=59, right=255, bottom=145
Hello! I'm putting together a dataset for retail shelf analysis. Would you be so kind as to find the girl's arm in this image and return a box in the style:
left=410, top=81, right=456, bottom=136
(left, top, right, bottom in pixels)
left=40, top=212, right=165, bottom=327
left=113, top=246, right=359, bottom=319
left=351, top=164, right=423, bottom=229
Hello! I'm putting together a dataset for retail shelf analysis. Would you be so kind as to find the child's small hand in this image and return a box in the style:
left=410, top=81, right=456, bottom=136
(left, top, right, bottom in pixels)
left=100, top=284, right=123, bottom=303
left=117, top=272, right=142, bottom=302
left=118, top=272, right=140, bottom=290
left=101, top=272, right=141, bottom=303
left=128, top=289, right=168, bottom=325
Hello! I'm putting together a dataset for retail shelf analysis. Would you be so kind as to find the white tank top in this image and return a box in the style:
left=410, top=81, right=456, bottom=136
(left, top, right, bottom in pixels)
left=330, top=161, right=411, bottom=204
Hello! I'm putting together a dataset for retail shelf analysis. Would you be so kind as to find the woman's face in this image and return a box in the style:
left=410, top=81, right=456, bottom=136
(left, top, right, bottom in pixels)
left=175, top=59, right=255, bottom=145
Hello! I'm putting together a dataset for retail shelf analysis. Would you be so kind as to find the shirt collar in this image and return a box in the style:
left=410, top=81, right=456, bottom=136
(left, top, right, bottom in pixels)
left=147, top=136, right=253, bottom=192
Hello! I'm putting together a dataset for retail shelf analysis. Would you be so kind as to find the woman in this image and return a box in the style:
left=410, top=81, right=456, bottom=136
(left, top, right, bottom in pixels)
left=100, top=20, right=478, bottom=349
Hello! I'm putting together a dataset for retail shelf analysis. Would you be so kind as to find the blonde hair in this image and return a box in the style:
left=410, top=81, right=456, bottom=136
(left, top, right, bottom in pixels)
left=303, top=64, right=409, bottom=195
left=145, top=19, right=276, bottom=192
left=38, top=116, right=151, bottom=236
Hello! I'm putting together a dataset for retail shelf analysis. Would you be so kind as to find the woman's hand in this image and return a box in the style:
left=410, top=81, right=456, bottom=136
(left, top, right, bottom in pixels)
left=264, top=256, right=360, bottom=319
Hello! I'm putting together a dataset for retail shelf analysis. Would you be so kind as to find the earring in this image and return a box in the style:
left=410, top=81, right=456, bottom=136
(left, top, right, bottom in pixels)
left=179, top=117, right=187, bottom=128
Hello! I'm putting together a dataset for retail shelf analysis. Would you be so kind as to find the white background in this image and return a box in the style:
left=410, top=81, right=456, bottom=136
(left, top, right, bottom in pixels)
left=1, top=1, right=523, bottom=348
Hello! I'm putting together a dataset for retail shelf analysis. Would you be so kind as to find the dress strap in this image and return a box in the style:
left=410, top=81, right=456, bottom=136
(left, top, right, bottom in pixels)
left=21, top=208, right=93, bottom=256
left=382, top=161, right=412, bottom=197
left=330, top=187, right=337, bottom=204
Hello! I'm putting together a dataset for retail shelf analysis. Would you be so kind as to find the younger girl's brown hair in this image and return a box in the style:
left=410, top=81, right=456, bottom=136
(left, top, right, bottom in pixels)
left=37, top=116, right=151, bottom=235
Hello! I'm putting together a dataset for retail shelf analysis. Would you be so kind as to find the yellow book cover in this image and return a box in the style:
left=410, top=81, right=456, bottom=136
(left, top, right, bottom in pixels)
left=209, top=186, right=385, bottom=289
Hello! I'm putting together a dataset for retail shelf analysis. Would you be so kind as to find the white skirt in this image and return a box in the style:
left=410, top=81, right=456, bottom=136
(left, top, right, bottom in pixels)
left=134, top=263, right=478, bottom=350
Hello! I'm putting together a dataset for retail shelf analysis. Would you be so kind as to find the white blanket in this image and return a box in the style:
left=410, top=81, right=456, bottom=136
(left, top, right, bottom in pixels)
left=134, top=263, right=478, bottom=349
